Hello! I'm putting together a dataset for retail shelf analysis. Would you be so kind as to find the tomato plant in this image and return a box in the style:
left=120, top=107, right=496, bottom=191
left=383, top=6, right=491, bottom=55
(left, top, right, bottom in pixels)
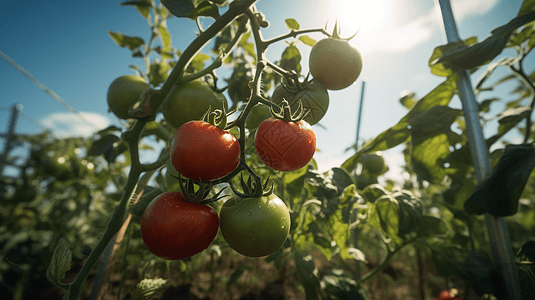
left=255, top=117, right=316, bottom=171
left=219, top=193, right=290, bottom=257
left=171, top=121, right=240, bottom=181
left=140, top=191, right=219, bottom=260
left=309, top=38, right=363, bottom=90
left=161, top=80, right=227, bottom=129
left=107, top=75, right=150, bottom=119
left=271, top=79, right=329, bottom=125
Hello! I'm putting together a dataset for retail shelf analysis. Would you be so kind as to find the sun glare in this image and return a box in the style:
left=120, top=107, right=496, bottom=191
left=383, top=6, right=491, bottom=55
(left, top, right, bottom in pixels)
left=330, top=0, right=392, bottom=35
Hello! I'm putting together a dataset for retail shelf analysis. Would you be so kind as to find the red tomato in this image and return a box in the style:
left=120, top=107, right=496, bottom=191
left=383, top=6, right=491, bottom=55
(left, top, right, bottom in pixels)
left=439, top=291, right=451, bottom=300
left=254, top=117, right=316, bottom=171
left=171, top=121, right=240, bottom=181
left=140, top=192, right=219, bottom=260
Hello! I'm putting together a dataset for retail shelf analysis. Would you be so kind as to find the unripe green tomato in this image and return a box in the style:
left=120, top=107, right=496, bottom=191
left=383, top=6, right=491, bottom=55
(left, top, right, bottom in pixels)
left=245, top=103, right=272, bottom=130
left=107, top=75, right=150, bottom=119
left=362, top=152, right=385, bottom=175
left=161, top=80, right=227, bottom=129
left=271, top=79, right=329, bottom=125
left=355, top=174, right=378, bottom=190
left=219, top=194, right=290, bottom=257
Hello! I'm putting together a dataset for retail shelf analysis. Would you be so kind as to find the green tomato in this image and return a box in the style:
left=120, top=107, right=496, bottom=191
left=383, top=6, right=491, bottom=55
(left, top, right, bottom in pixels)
left=107, top=75, right=150, bottom=119
left=161, top=80, right=227, bottom=129
left=362, top=152, right=385, bottom=175
left=271, top=79, right=329, bottom=125
left=245, top=103, right=272, bottom=130
left=219, top=194, right=290, bottom=257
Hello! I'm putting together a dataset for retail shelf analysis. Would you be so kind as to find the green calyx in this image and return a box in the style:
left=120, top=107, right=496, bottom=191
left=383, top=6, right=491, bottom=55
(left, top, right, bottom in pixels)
left=229, top=173, right=273, bottom=198
left=201, top=101, right=229, bottom=130
left=271, top=99, right=310, bottom=123
left=173, top=173, right=229, bottom=205
left=330, top=20, right=359, bottom=41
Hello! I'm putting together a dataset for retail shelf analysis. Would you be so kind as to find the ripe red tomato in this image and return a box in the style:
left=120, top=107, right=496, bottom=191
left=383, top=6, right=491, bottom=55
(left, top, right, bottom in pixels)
left=439, top=291, right=451, bottom=300
left=171, top=121, right=240, bottom=181
left=219, top=194, right=290, bottom=257
left=309, top=38, right=363, bottom=90
left=140, top=192, right=219, bottom=260
left=254, top=117, right=316, bottom=171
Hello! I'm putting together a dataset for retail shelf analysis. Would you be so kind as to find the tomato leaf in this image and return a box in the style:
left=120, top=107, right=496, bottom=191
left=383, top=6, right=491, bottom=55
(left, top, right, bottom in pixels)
left=320, top=270, right=365, bottom=300
left=149, top=61, right=171, bottom=86
left=369, top=195, right=402, bottom=245
left=162, top=0, right=219, bottom=19
left=130, top=278, right=168, bottom=300
left=464, top=143, right=535, bottom=216
left=293, top=250, right=321, bottom=300
left=413, top=216, right=448, bottom=238
left=280, top=44, right=302, bottom=75
left=157, top=24, right=172, bottom=52
left=433, top=10, right=535, bottom=70
left=88, top=134, right=121, bottom=163
left=120, top=0, right=153, bottom=20
left=46, top=238, right=72, bottom=290
left=108, top=31, right=145, bottom=50
left=299, top=35, right=316, bottom=47
left=285, top=18, right=300, bottom=30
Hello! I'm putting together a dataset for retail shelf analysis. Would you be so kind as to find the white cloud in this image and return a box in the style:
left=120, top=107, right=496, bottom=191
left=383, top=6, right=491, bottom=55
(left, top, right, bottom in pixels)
left=41, top=112, right=111, bottom=137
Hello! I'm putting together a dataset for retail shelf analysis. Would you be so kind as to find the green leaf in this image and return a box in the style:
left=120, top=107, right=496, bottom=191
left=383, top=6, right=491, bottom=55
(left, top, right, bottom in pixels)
left=429, top=37, right=477, bottom=77
left=46, top=238, right=72, bottom=290
left=131, top=278, right=168, bottom=300
left=399, top=91, right=416, bottom=110
left=293, top=250, right=321, bottom=300
left=108, top=31, right=145, bottom=50
left=487, top=106, right=532, bottom=147
left=162, top=0, right=194, bottom=17
left=285, top=18, right=300, bottom=30
left=518, top=0, right=535, bottom=16
left=414, top=216, right=448, bottom=238
left=321, top=270, right=365, bottom=300
left=149, top=61, right=171, bottom=86
left=188, top=52, right=211, bottom=72
left=465, top=143, right=535, bottom=216
left=88, top=134, right=121, bottom=163
left=348, top=248, right=368, bottom=263
left=329, top=185, right=360, bottom=259
left=157, top=24, right=172, bottom=52
left=434, top=10, right=535, bottom=70
left=280, top=44, right=302, bottom=74
left=187, top=1, right=219, bottom=19
left=341, top=78, right=456, bottom=173
left=370, top=195, right=401, bottom=245
left=121, top=0, right=153, bottom=20
left=394, top=191, right=423, bottom=237
left=479, top=97, right=500, bottom=113
left=458, top=251, right=495, bottom=295
left=361, top=184, right=388, bottom=203
left=299, top=35, right=316, bottom=47
left=282, top=165, right=309, bottom=207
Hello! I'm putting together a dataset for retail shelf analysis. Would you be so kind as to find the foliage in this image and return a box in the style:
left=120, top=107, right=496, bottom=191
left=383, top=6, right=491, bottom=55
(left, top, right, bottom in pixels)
left=1, top=0, right=535, bottom=299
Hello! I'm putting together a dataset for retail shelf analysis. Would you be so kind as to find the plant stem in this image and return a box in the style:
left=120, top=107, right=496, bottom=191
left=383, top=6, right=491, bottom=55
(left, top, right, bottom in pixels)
left=66, top=120, right=148, bottom=300
left=360, top=241, right=410, bottom=283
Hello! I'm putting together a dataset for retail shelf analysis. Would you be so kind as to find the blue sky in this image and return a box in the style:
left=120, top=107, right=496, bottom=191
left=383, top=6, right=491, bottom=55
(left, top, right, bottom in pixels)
left=1, top=0, right=532, bottom=180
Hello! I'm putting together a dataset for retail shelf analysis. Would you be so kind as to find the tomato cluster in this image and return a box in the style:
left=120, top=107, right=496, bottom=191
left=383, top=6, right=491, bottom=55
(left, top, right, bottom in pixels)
left=133, top=32, right=362, bottom=261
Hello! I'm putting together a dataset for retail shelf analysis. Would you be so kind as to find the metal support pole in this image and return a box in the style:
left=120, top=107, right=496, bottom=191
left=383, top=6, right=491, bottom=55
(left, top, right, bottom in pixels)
left=434, top=1, right=521, bottom=299
left=355, top=81, right=366, bottom=148
left=0, top=104, right=23, bottom=176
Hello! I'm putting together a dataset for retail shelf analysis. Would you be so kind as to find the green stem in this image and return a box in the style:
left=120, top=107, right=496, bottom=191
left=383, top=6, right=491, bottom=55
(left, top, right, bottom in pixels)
left=66, top=120, right=148, bottom=300
left=508, top=57, right=535, bottom=144
left=360, top=240, right=411, bottom=283
left=156, top=0, right=259, bottom=110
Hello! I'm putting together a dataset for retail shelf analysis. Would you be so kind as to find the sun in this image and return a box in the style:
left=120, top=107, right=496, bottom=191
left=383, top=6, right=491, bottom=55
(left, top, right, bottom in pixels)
left=329, top=0, right=392, bottom=36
